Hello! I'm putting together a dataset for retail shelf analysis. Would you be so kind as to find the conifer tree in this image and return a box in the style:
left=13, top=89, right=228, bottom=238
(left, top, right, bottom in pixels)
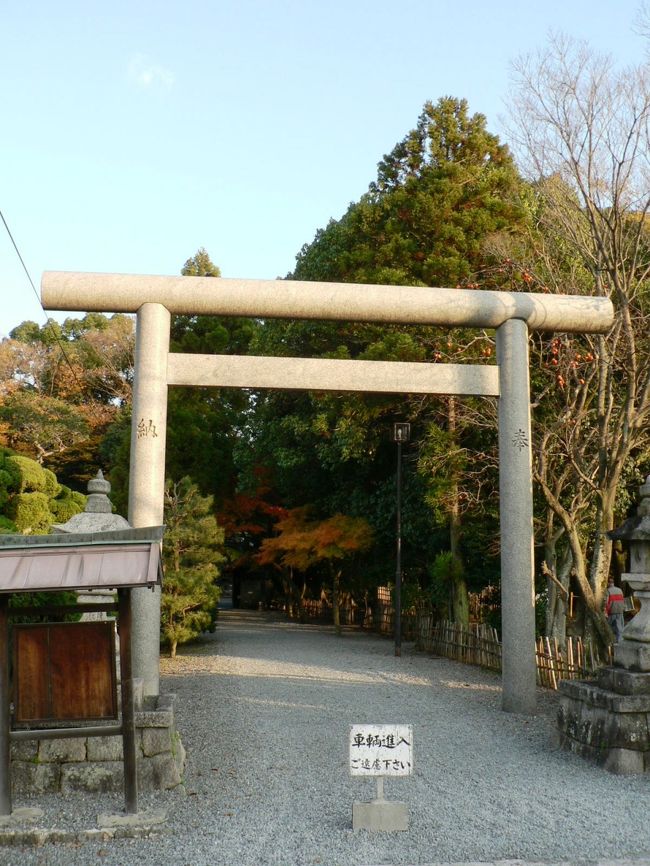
left=247, top=98, right=523, bottom=622
left=161, top=476, right=224, bottom=657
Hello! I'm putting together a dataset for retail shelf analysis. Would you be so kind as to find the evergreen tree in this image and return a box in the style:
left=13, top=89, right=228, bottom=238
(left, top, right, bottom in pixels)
left=101, top=247, right=257, bottom=509
left=0, top=312, right=134, bottom=489
left=166, top=248, right=257, bottom=500
left=292, top=97, right=523, bottom=287
left=161, top=476, right=225, bottom=657
left=242, top=98, right=523, bottom=621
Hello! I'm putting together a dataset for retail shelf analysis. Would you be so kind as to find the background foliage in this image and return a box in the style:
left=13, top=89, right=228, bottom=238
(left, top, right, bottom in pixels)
left=2, top=65, right=649, bottom=653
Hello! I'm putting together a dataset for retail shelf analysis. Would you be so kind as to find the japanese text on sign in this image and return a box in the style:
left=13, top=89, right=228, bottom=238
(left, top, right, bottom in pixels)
left=349, top=724, right=413, bottom=777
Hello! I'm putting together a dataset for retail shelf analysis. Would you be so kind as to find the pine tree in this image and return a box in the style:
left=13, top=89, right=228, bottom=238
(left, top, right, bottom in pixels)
left=161, top=477, right=225, bottom=657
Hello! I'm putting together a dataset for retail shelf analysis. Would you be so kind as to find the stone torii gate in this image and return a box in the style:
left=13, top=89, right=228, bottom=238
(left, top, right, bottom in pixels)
left=42, top=271, right=614, bottom=715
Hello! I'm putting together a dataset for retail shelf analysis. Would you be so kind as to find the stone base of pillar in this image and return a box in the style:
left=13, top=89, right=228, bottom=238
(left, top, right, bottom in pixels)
left=613, top=640, right=650, bottom=672
left=557, top=666, right=650, bottom=774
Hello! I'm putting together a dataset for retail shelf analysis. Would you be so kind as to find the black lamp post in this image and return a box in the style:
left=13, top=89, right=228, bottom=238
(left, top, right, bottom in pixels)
left=393, top=422, right=410, bottom=657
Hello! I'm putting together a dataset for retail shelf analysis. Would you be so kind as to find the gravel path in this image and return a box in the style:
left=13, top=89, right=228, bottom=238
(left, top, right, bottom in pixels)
left=4, top=609, right=650, bottom=866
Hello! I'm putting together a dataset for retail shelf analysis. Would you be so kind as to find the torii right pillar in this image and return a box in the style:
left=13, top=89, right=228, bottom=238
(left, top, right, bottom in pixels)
left=497, top=318, right=537, bottom=714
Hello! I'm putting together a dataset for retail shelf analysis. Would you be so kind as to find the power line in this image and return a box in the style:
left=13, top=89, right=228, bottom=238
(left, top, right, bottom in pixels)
left=0, top=207, right=84, bottom=385
left=0, top=208, right=42, bottom=310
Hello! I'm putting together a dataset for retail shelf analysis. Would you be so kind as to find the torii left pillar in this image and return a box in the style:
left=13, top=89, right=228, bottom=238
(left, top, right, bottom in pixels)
left=128, top=303, right=170, bottom=696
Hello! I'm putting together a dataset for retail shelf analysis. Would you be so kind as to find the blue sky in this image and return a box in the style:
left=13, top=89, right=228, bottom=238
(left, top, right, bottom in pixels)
left=1, top=0, right=646, bottom=336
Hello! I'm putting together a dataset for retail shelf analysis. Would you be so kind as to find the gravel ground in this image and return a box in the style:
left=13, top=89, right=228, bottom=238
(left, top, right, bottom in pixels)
left=3, top=609, right=650, bottom=866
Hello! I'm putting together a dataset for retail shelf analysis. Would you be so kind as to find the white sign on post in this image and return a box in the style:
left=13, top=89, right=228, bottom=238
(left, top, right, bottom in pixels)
left=349, top=724, right=413, bottom=777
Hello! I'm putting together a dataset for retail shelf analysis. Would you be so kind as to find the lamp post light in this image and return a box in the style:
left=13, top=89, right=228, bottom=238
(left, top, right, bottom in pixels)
left=393, top=422, right=410, bottom=657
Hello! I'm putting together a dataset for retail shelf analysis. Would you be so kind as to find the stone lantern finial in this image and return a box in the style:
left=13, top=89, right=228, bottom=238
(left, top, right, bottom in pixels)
left=85, top=470, right=112, bottom=514
left=51, top=469, right=130, bottom=533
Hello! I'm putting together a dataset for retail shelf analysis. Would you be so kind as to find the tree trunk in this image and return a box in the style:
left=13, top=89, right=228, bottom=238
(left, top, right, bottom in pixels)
left=333, top=568, right=341, bottom=636
left=543, top=533, right=571, bottom=646
left=170, top=640, right=177, bottom=659
left=448, top=397, right=469, bottom=627
left=568, top=526, right=613, bottom=651
left=450, top=501, right=469, bottom=626
left=536, top=471, right=613, bottom=650
left=298, top=579, right=307, bottom=623
left=284, top=567, right=299, bottom=618
left=584, top=485, right=620, bottom=647
left=589, top=487, right=618, bottom=603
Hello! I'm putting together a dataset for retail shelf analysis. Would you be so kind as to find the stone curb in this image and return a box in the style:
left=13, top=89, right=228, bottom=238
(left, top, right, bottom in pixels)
left=0, top=818, right=167, bottom=846
left=0, top=806, right=168, bottom=847
left=364, top=861, right=650, bottom=866
left=0, top=826, right=167, bottom=846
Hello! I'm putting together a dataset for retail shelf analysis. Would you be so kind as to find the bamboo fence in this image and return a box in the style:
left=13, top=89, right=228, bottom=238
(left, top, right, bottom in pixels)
left=415, top=615, right=611, bottom=690
left=298, top=597, right=372, bottom=626
left=534, top=634, right=612, bottom=689
left=416, top=616, right=502, bottom=670
left=373, top=604, right=416, bottom=639
left=293, top=600, right=610, bottom=690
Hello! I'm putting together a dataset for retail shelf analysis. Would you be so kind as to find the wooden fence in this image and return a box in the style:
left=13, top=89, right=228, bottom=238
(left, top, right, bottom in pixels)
left=297, top=598, right=372, bottom=627
left=372, top=604, right=416, bottom=639
left=534, top=635, right=612, bottom=689
left=416, top=616, right=502, bottom=670
left=292, top=600, right=610, bottom=690
left=415, top=615, right=611, bottom=690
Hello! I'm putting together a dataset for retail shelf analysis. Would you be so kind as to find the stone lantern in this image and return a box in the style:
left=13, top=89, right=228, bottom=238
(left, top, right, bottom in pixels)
left=609, top=474, right=650, bottom=661
left=52, top=469, right=130, bottom=535
left=557, top=475, right=650, bottom=774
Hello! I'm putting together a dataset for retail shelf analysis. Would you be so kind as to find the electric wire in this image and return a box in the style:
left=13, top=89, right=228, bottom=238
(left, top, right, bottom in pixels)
left=0, top=207, right=90, bottom=389
left=1, top=211, right=134, bottom=472
left=0, top=208, right=41, bottom=311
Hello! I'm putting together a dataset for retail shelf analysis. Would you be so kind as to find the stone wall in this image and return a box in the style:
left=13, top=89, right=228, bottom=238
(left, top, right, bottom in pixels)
left=11, top=694, right=185, bottom=795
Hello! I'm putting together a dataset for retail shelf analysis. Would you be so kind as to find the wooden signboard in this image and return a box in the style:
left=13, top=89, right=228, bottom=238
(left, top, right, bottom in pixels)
left=13, top=621, right=118, bottom=724
left=349, top=724, right=413, bottom=776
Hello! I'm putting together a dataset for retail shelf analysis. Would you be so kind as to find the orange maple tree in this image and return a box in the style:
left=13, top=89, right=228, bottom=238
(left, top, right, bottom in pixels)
left=257, top=508, right=374, bottom=632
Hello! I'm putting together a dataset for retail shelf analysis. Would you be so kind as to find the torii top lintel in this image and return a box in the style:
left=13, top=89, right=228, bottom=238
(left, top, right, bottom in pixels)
left=41, top=271, right=614, bottom=334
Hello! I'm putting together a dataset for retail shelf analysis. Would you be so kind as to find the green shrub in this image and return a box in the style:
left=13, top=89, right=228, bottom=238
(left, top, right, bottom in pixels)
left=0, top=453, right=86, bottom=623
left=0, top=450, right=21, bottom=510
left=42, top=467, right=60, bottom=498
left=9, top=492, right=52, bottom=534
left=0, top=455, right=85, bottom=534
left=12, top=455, right=47, bottom=493
left=0, top=515, right=17, bottom=532
left=9, top=456, right=61, bottom=498
left=50, top=485, right=85, bottom=523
